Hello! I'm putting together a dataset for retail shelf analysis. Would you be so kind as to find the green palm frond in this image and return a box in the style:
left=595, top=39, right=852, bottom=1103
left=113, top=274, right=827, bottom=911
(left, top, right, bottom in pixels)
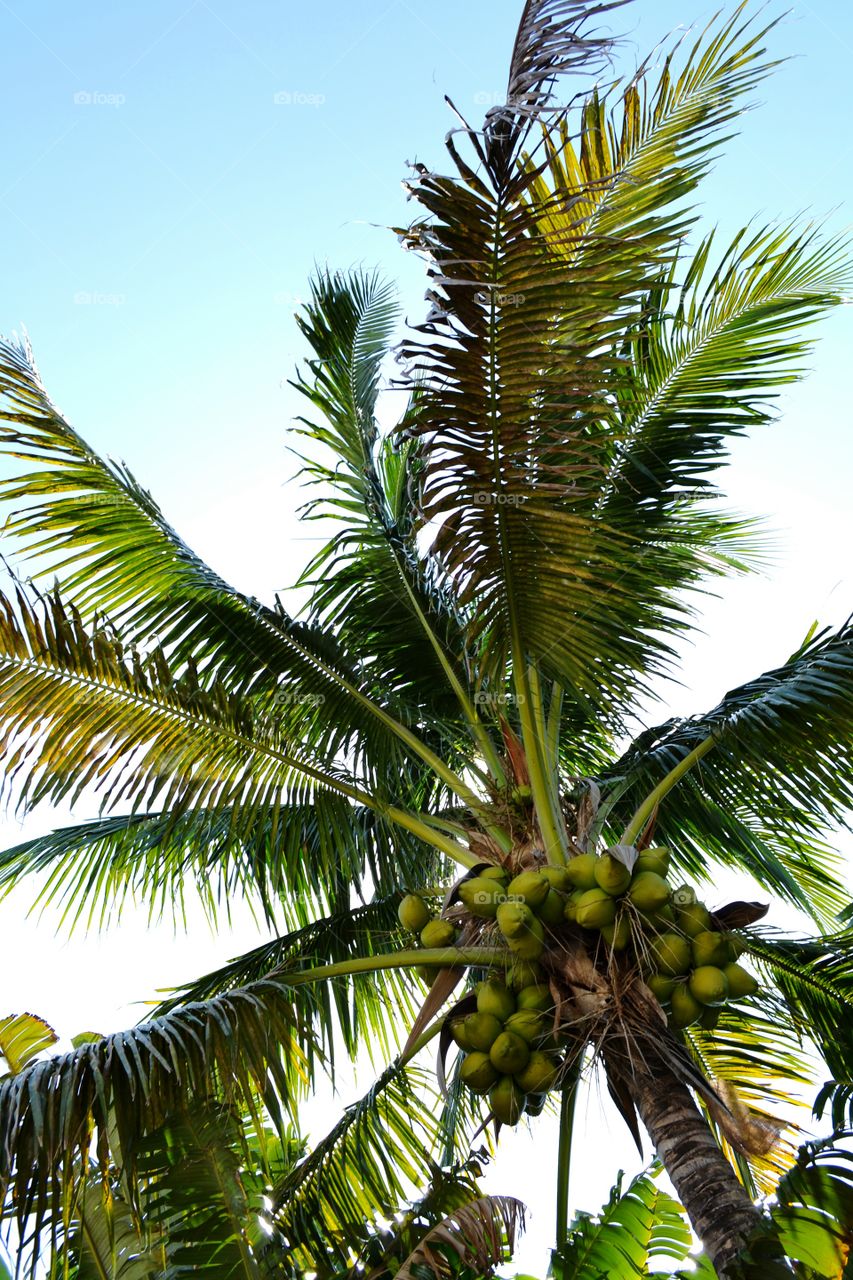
left=154, top=897, right=424, bottom=1068
left=268, top=1064, right=445, bottom=1275
left=0, top=979, right=312, bottom=1249
left=745, top=929, right=853, bottom=1084
left=294, top=273, right=476, bottom=717
left=551, top=1165, right=692, bottom=1279
left=600, top=621, right=853, bottom=922
left=0, top=336, right=461, bottom=786
left=528, top=6, right=778, bottom=256
left=0, top=589, right=472, bottom=870
left=50, top=1181, right=156, bottom=1280
left=0, top=799, right=439, bottom=933
left=684, top=1001, right=809, bottom=1195
left=132, top=1106, right=262, bottom=1279
left=814, top=1080, right=853, bottom=1133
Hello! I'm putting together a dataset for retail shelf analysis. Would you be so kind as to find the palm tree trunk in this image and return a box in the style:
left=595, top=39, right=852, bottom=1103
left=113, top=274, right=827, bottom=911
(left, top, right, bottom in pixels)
left=630, top=1057, right=762, bottom=1278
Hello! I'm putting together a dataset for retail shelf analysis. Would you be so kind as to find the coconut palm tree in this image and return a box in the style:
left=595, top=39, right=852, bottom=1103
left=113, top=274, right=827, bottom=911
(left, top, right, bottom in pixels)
left=1, top=0, right=853, bottom=1275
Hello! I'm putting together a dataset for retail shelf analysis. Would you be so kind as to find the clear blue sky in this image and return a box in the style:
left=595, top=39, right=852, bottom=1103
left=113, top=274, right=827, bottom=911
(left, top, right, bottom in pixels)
left=1, top=0, right=852, bottom=1271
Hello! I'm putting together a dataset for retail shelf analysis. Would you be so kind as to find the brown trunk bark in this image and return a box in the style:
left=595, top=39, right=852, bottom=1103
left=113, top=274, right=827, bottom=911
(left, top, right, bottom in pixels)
left=630, top=1057, right=762, bottom=1279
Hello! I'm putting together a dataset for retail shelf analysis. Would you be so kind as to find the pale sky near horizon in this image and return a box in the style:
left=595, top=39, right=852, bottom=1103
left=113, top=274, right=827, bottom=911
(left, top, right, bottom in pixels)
left=1, top=0, right=853, bottom=1273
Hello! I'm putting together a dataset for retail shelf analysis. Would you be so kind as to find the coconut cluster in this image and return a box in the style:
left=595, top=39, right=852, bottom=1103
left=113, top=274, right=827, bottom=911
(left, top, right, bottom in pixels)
left=450, top=972, right=563, bottom=1124
left=562, top=847, right=759, bottom=1029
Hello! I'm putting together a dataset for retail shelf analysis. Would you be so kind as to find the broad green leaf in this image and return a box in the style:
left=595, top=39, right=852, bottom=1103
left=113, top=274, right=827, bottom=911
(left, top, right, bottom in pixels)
left=0, top=1012, right=57, bottom=1076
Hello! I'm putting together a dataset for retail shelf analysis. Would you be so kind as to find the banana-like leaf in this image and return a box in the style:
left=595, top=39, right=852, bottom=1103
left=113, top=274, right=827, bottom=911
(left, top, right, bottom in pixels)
left=392, top=1194, right=524, bottom=1280
left=769, top=1133, right=853, bottom=1278
left=601, top=622, right=853, bottom=923
left=0, top=979, right=313, bottom=1252
left=551, top=1166, right=692, bottom=1278
left=0, top=1014, right=57, bottom=1078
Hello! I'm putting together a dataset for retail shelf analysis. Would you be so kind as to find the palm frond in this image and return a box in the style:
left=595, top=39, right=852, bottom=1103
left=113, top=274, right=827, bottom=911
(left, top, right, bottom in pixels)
left=0, top=979, right=312, bottom=1249
left=268, top=1064, right=444, bottom=1275
left=51, top=1181, right=155, bottom=1280
left=154, top=897, right=424, bottom=1068
left=745, top=928, right=853, bottom=1085
left=683, top=1000, right=808, bottom=1195
left=392, top=1194, right=524, bottom=1280
left=600, top=621, right=853, bottom=922
left=294, top=270, right=482, bottom=731
left=132, top=1105, right=262, bottom=1279
left=396, top=4, right=844, bottom=726
left=0, top=589, right=453, bottom=867
left=814, top=1080, right=853, bottom=1133
left=551, top=1165, right=692, bottom=1279
left=0, top=335, right=441, bottom=780
left=0, top=800, right=438, bottom=933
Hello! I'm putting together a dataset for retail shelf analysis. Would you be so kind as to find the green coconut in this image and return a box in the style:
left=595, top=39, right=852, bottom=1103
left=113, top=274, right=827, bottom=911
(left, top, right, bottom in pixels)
left=523, top=1092, right=548, bottom=1117
left=515, top=1051, right=558, bottom=1094
left=689, top=965, right=729, bottom=1007
left=600, top=916, right=632, bottom=951
left=628, top=871, right=671, bottom=914
left=646, top=973, right=677, bottom=1003
left=670, top=984, right=703, bottom=1028
left=464, top=1012, right=503, bottom=1052
left=458, top=877, right=503, bottom=918
left=635, top=847, right=671, bottom=877
left=459, top=1051, right=499, bottom=1093
left=511, top=784, right=533, bottom=805
left=480, top=865, right=510, bottom=883
left=506, top=871, right=550, bottom=909
left=537, top=889, right=567, bottom=927
left=504, top=1010, right=547, bottom=1043
left=509, top=960, right=545, bottom=990
left=516, top=984, right=553, bottom=1014
left=563, top=890, right=584, bottom=923
left=575, top=888, right=617, bottom=930
left=723, top=962, right=759, bottom=999
left=420, top=919, right=456, bottom=948
left=650, top=932, right=692, bottom=976
left=416, top=965, right=436, bottom=985
left=691, top=931, right=730, bottom=968
left=398, top=894, right=431, bottom=932
left=540, top=866, right=572, bottom=892
left=490, top=1076, right=525, bottom=1125
left=477, top=978, right=516, bottom=1021
left=449, top=1018, right=473, bottom=1051
left=565, top=853, right=598, bottom=891
left=508, top=917, right=546, bottom=960
left=497, top=900, right=535, bottom=939
left=489, top=1030, right=530, bottom=1075
left=676, top=902, right=711, bottom=938
left=725, top=932, right=748, bottom=959
left=594, top=852, right=632, bottom=897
